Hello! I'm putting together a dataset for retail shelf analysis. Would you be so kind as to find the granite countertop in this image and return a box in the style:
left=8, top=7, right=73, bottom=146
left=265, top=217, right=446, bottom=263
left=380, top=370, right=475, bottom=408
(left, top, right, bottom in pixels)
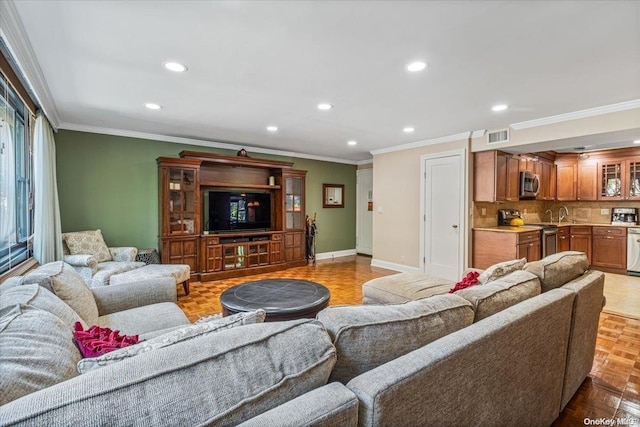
left=474, top=222, right=639, bottom=233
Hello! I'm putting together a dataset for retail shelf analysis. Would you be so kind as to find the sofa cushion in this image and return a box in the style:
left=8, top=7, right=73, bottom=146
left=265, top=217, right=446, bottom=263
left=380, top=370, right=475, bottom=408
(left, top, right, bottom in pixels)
left=20, top=261, right=99, bottom=325
left=317, top=294, right=474, bottom=383
left=0, top=283, right=84, bottom=329
left=90, top=261, right=147, bottom=287
left=0, top=304, right=82, bottom=405
left=362, top=272, right=454, bottom=305
left=478, top=258, right=526, bottom=284
left=79, top=310, right=266, bottom=373
left=455, top=270, right=541, bottom=322
left=0, top=320, right=336, bottom=426
left=63, top=229, right=112, bottom=262
left=524, top=251, right=590, bottom=293
left=96, top=302, right=190, bottom=336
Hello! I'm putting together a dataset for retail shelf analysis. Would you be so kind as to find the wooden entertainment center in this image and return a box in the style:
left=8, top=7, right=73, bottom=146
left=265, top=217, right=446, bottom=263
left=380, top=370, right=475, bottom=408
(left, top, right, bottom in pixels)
left=157, top=151, right=307, bottom=281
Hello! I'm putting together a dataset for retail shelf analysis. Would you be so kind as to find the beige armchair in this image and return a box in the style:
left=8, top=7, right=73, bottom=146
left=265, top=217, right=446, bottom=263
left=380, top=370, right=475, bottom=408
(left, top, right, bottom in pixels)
left=61, top=229, right=145, bottom=287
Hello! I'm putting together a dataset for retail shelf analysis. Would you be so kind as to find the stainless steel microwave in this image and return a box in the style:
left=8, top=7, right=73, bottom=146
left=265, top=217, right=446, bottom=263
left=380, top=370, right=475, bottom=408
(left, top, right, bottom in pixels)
left=520, top=171, right=540, bottom=198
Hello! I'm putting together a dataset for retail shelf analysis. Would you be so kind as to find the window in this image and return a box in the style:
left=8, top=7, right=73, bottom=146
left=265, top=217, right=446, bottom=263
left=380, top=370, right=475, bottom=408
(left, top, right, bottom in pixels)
left=0, top=73, right=33, bottom=274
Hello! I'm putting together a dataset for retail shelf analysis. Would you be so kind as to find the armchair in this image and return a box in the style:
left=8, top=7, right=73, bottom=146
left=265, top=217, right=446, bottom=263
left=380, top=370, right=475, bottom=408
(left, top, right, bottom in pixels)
left=61, top=230, right=145, bottom=287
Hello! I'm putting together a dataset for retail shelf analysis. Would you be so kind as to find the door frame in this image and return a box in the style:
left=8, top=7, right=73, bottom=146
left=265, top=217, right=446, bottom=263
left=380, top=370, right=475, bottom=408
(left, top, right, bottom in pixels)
left=356, top=168, right=373, bottom=255
left=419, top=148, right=468, bottom=278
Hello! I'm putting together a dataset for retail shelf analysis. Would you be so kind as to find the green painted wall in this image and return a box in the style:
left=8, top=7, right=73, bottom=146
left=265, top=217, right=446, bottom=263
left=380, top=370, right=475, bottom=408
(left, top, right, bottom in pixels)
left=55, top=130, right=356, bottom=254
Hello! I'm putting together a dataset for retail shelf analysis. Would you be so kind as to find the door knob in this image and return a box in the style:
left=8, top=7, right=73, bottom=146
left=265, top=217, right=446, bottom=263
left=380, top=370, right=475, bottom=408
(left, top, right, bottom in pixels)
left=452, top=224, right=458, bottom=229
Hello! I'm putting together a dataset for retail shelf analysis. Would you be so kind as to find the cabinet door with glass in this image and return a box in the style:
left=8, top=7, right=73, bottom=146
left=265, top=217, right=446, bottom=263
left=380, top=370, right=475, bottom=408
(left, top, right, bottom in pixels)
left=158, top=159, right=201, bottom=237
left=598, top=160, right=625, bottom=201
left=626, top=159, right=640, bottom=200
left=283, top=170, right=306, bottom=231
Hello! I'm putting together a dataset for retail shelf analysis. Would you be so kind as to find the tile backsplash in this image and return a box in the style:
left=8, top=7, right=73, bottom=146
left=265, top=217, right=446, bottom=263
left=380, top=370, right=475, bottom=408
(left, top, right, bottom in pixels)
left=473, top=200, right=638, bottom=227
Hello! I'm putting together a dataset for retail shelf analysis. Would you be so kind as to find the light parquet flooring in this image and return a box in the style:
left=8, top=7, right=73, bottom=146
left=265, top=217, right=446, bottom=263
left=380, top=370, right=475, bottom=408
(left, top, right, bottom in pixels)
left=177, top=256, right=640, bottom=425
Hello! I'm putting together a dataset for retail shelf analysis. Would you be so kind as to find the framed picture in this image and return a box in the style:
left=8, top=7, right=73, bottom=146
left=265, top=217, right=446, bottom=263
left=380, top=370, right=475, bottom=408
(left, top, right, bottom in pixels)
left=323, top=184, right=344, bottom=208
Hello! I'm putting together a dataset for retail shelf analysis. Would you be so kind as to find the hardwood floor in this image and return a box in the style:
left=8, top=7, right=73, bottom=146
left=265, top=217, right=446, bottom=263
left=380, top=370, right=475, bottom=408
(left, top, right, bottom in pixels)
left=177, top=256, right=640, bottom=425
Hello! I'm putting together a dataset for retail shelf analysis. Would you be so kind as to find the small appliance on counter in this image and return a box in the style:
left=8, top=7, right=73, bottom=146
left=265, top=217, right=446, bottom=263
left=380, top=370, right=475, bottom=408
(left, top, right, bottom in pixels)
left=611, top=207, right=638, bottom=225
left=498, top=209, right=523, bottom=226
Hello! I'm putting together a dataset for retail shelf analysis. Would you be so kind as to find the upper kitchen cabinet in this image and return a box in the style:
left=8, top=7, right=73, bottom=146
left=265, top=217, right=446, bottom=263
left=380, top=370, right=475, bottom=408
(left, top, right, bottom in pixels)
left=474, top=150, right=519, bottom=202
left=598, top=156, right=640, bottom=201
left=555, top=156, right=577, bottom=201
left=626, top=159, right=640, bottom=200
left=577, top=159, right=598, bottom=201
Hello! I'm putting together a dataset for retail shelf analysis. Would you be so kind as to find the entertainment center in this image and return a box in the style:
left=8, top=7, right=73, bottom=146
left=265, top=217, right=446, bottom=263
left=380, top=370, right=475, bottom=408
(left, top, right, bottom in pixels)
left=157, top=151, right=307, bottom=281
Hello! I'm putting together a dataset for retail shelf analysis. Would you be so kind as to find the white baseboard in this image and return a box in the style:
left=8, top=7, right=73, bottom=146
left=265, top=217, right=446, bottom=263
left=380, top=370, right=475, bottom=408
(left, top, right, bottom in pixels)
left=370, top=259, right=421, bottom=273
left=316, top=249, right=357, bottom=260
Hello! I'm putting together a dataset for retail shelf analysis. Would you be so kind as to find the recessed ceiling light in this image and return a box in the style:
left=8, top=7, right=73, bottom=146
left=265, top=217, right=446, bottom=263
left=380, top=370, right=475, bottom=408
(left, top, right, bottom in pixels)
left=492, top=104, right=509, bottom=112
left=317, top=103, right=333, bottom=111
left=347, top=140, right=357, bottom=146
left=266, top=125, right=278, bottom=132
left=634, top=139, right=640, bottom=144
left=164, top=62, right=188, bottom=72
left=403, top=127, right=415, bottom=133
left=144, top=103, right=162, bottom=110
left=406, top=61, right=427, bottom=72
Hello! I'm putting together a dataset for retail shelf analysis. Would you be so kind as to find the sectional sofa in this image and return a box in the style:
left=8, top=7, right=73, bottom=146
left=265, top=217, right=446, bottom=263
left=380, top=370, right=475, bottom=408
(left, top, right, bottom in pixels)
left=0, top=251, right=603, bottom=426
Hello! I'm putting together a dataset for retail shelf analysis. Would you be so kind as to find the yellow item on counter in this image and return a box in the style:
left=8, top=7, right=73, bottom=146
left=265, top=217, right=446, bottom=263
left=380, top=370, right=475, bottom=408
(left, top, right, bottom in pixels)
left=509, top=218, right=525, bottom=226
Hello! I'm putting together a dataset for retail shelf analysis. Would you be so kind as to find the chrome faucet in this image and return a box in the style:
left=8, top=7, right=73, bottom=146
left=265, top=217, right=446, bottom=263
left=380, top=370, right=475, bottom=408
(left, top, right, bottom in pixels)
left=545, top=209, right=554, bottom=223
left=558, top=206, right=570, bottom=223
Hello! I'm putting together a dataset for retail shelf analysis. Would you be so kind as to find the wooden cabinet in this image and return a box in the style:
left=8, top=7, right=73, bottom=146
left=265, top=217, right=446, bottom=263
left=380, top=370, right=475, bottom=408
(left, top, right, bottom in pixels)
left=535, top=159, right=556, bottom=201
left=569, top=226, right=592, bottom=265
left=158, top=152, right=308, bottom=281
left=556, top=158, right=577, bottom=201
left=625, top=159, right=640, bottom=200
left=577, top=160, right=598, bottom=201
left=598, top=158, right=640, bottom=201
left=557, top=227, right=570, bottom=252
left=592, top=226, right=627, bottom=272
left=474, top=151, right=520, bottom=202
left=472, top=229, right=541, bottom=270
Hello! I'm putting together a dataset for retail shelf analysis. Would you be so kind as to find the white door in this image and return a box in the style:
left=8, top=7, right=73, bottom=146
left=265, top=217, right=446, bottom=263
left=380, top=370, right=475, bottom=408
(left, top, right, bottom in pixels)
left=356, top=168, right=373, bottom=255
left=422, top=151, right=465, bottom=281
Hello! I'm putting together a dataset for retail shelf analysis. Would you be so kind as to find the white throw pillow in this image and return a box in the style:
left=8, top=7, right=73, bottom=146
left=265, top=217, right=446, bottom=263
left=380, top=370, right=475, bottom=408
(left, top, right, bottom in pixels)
left=63, top=229, right=112, bottom=262
left=77, top=309, right=266, bottom=373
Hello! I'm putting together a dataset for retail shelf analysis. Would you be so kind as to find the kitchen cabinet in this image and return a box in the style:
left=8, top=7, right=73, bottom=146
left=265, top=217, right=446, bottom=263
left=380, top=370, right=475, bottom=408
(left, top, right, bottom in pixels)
left=569, top=226, right=592, bottom=265
left=626, top=159, right=640, bottom=200
left=472, top=229, right=541, bottom=270
left=557, top=227, right=570, bottom=252
left=535, top=159, right=556, bottom=201
left=598, top=158, right=640, bottom=201
left=555, top=158, right=577, bottom=201
left=592, top=226, right=627, bottom=272
left=577, top=160, right=598, bottom=201
left=474, top=151, right=520, bottom=202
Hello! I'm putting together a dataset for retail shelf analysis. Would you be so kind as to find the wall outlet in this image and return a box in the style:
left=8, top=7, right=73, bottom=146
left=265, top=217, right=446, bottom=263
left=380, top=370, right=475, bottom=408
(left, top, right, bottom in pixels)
left=600, top=208, right=609, bottom=215
left=481, top=208, right=487, bottom=216
left=400, top=255, right=405, bottom=263
left=523, top=208, right=527, bottom=214
left=377, top=206, right=383, bottom=213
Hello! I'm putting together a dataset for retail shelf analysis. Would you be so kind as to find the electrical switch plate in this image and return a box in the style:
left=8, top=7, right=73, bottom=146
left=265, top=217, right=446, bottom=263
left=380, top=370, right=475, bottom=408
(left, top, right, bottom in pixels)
left=481, top=208, right=487, bottom=216
left=377, top=206, right=383, bottom=213
left=600, top=208, right=609, bottom=215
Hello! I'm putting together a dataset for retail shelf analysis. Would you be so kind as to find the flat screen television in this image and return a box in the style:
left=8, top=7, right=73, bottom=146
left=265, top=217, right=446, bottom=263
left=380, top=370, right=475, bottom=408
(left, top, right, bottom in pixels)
left=205, top=190, right=272, bottom=233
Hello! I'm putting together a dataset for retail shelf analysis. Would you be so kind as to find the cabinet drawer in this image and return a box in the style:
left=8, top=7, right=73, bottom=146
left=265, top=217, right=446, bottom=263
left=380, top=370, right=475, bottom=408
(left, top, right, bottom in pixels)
left=271, top=233, right=283, bottom=241
left=570, top=226, right=592, bottom=235
left=517, top=231, right=540, bottom=244
left=557, top=227, right=570, bottom=237
left=205, top=237, right=220, bottom=245
left=592, top=226, right=626, bottom=237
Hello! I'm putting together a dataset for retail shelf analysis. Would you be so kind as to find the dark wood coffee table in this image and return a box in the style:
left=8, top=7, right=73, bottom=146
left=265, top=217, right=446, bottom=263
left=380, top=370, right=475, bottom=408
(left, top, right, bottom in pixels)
left=220, top=279, right=330, bottom=322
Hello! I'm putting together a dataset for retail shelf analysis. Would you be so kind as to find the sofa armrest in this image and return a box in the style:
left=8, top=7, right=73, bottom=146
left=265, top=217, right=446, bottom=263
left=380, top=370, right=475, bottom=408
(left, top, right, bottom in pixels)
left=109, top=247, right=138, bottom=262
left=63, top=254, right=98, bottom=268
left=91, top=277, right=177, bottom=315
left=237, top=383, right=359, bottom=427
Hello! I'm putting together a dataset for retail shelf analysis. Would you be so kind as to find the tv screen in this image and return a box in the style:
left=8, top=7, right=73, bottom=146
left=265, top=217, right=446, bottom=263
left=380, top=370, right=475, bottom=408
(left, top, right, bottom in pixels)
left=206, top=191, right=272, bottom=232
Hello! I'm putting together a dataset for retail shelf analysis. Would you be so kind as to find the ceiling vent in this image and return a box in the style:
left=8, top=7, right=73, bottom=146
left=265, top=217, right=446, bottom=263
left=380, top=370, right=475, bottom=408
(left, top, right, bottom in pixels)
left=487, top=129, right=509, bottom=144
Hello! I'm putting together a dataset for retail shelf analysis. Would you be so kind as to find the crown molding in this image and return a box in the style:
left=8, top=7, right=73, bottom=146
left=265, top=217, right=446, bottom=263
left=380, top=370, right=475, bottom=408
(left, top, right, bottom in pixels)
left=510, top=99, right=640, bottom=131
left=0, top=0, right=61, bottom=128
left=471, top=129, right=486, bottom=139
left=357, top=159, right=373, bottom=166
left=369, top=131, right=471, bottom=156
left=58, top=122, right=361, bottom=165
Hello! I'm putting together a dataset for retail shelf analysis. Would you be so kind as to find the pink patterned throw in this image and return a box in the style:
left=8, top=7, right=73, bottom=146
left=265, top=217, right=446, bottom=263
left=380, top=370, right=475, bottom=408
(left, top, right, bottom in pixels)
left=73, top=322, right=139, bottom=358
left=449, top=271, right=480, bottom=293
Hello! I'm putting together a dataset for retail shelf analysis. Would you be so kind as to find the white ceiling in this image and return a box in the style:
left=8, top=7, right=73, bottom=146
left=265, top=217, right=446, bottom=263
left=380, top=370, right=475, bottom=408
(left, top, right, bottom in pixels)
left=3, top=0, right=640, bottom=162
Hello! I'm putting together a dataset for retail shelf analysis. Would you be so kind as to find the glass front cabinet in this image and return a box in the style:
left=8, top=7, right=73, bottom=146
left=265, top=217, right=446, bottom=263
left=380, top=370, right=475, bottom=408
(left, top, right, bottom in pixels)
left=282, top=170, right=307, bottom=262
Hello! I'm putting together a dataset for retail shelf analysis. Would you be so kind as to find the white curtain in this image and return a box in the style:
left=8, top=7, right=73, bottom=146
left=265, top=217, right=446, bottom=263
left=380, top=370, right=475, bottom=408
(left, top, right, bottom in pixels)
left=33, top=111, right=62, bottom=263
left=0, top=114, right=15, bottom=249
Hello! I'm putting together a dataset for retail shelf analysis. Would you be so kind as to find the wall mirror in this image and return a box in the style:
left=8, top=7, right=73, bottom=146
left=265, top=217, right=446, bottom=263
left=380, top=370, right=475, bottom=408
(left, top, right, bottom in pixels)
left=323, top=184, right=344, bottom=208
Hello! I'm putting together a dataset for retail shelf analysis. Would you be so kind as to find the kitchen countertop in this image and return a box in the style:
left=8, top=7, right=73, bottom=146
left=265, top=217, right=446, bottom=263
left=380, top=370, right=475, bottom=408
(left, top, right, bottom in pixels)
left=474, top=222, right=639, bottom=233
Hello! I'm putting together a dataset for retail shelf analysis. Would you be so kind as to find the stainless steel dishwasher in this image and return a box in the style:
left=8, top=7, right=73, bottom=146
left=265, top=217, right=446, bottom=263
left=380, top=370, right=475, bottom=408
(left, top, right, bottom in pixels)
left=527, top=224, right=558, bottom=257
left=628, top=228, right=640, bottom=276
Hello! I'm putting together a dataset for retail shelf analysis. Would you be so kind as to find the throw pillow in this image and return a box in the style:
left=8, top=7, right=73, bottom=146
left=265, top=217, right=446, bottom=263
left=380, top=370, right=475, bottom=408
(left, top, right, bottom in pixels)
left=21, top=261, right=99, bottom=326
left=77, top=309, right=266, bottom=373
left=73, top=322, right=139, bottom=358
left=449, top=270, right=480, bottom=293
left=63, top=229, right=112, bottom=262
left=479, top=258, right=526, bottom=284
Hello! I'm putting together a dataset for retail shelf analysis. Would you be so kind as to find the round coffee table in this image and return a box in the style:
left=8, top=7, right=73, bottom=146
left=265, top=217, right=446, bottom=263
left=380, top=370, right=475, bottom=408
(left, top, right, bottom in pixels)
left=220, top=279, right=330, bottom=322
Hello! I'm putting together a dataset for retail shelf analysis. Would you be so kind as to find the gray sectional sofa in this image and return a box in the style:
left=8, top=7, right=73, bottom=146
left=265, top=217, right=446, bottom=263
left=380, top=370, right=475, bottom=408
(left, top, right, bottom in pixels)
left=0, top=251, right=604, bottom=426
